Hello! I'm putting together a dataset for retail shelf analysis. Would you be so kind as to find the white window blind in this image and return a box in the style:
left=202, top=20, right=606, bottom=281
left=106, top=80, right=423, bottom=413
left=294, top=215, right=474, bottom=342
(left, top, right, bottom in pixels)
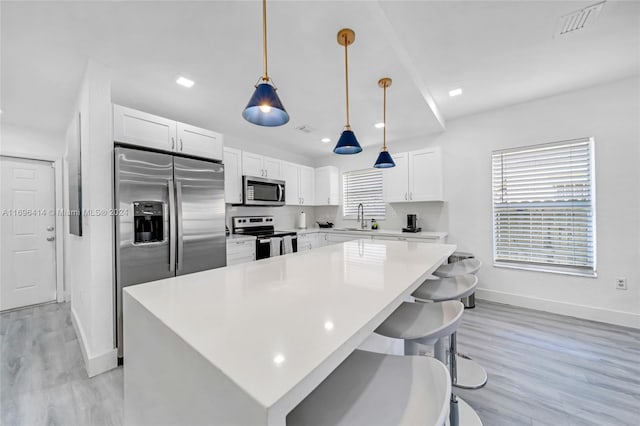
left=492, top=138, right=596, bottom=276
left=343, top=169, right=385, bottom=218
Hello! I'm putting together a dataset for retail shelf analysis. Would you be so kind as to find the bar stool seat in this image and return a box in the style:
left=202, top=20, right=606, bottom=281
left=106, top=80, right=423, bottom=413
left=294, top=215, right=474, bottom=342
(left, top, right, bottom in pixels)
left=287, top=350, right=451, bottom=426
left=412, top=275, right=478, bottom=302
left=375, top=300, right=464, bottom=345
left=433, top=258, right=482, bottom=278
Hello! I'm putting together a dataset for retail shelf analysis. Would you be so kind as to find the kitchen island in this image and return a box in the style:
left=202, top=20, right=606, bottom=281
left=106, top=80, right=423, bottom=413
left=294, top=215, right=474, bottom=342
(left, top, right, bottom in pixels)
left=123, top=239, right=456, bottom=425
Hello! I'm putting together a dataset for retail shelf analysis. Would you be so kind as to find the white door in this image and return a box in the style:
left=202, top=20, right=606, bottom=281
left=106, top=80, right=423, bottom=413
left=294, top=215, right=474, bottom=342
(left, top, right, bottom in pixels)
left=383, top=152, right=409, bottom=202
left=177, top=122, right=223, bottom=161
left=1, top=157, right=56, bottom=310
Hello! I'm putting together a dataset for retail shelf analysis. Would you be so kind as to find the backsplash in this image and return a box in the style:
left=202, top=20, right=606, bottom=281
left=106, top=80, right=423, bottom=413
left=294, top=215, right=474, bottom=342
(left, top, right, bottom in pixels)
left=225, top=205, right=318, bottom=231
left=314, top=202, right=448, bottom=232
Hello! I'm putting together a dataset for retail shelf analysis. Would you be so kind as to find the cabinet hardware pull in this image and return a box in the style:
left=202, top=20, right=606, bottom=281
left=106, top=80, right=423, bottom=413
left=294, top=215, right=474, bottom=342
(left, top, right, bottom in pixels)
left=405, top=192, right=407, bottom=200
left=410, top=192, right=413, bottom=200
left=171, top=137, right=175, bottom=149
left=180, top=138, right=183, bottom=151
left=46, top=236, right=55, bottom=242
left=47, top=226, right=54, bottom=231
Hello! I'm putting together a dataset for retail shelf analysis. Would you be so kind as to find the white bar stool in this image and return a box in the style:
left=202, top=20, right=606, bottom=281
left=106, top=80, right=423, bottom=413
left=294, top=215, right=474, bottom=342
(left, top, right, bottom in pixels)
left=412, top=274, right=488, bottom=390
left=287, top=350, right=451, bottom=426
left=375, top=300, right=482, bottom=426
left=433, top=258, right=482, bottom=278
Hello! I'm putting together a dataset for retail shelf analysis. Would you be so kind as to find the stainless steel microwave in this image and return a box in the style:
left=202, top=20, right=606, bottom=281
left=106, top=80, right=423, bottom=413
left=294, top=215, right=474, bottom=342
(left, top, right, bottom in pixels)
left=243, top=176, right=285, bottom=206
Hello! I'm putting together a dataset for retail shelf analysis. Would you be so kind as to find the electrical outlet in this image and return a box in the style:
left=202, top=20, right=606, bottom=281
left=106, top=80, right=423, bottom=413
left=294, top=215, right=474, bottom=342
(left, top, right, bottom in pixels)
left=616, top=277, right=627, bottom=290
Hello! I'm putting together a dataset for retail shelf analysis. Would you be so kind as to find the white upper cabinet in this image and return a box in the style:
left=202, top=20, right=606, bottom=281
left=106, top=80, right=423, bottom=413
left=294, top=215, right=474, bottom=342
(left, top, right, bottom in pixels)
left=242, top=152, right=282, bottom=180
left=382, top=148, right=443, bottom=202
left=299, top=166, right=314, bottom=206
left=113, top=104, right=223, bottom=161
left=282, top=162, right=300, bottom=205
left=177, top=122, right=223, bottom=161
left=314, top=166, right=339, bottom=206
left=113, top=104, right=177, bottom=151
left=223, top=147, right=243, bottom=204
left=382, top=152, right=409, bottom=202
left=408, top=147, right=443, bottom=201
left=282, top=162, right=314, bottom=205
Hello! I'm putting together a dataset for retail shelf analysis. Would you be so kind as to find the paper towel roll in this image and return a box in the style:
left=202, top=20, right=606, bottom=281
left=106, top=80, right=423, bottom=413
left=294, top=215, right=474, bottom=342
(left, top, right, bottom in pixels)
left=296, top=211, right=306, bottom=229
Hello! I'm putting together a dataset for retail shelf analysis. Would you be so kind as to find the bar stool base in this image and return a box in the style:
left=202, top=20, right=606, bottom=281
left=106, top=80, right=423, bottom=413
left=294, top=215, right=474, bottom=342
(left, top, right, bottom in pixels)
left=449, top=397, right=483, bottom=426
left=453, top=355, right=487, bottom=389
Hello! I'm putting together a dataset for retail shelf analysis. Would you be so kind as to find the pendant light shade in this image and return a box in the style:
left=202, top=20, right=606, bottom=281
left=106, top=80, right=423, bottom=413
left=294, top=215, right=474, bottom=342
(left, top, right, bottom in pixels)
left=242, top=81, right=289, bottom=127
left=373, top=77, right=396, bottom=168
left=243, top=0, right=289, bottom=127
left=334, top=129, right=362, bottom=154
left=334, top=29, right=362, bottom=155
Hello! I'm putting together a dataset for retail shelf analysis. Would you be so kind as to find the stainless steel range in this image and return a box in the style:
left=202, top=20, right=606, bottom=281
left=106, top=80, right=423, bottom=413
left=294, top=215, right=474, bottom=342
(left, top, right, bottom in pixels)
left=232, top=216, right=297, bottom=260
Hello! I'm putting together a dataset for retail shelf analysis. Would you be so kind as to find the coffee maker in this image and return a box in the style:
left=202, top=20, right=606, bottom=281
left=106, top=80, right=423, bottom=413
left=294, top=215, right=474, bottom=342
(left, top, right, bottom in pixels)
left=402, top=214, right=422, bottom=233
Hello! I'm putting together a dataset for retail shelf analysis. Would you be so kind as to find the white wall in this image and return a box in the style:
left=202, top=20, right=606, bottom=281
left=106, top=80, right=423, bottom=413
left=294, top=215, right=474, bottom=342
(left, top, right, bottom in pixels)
left=0, top=124, right=65, bottom=158
left=64, top=60, right=117, bottom=376
left=316, top=76, right=640, bottom=328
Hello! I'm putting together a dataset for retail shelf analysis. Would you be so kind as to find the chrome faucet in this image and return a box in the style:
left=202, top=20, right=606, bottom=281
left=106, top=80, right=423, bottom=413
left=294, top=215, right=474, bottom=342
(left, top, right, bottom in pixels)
left=357, top=203, right=366, bottom=229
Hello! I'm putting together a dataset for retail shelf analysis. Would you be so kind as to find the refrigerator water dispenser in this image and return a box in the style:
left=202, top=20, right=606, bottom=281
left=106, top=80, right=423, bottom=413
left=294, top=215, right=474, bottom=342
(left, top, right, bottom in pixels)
left=133, top=201, right=164, bottom=243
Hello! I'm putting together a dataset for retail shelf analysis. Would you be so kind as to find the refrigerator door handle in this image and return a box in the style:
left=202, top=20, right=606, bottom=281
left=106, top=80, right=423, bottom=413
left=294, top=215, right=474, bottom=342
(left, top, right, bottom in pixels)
left=168, top=180, right=176, bottom=273
left=176, top=181, right=184, bottom=271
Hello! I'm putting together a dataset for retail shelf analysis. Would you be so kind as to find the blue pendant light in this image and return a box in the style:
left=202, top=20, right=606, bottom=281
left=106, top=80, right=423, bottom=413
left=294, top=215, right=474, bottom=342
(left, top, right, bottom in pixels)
left=374, top=78, right=396, bottom=168
left=334, top=29, right=362, bottom=155
left=242, top=0, right=289, bottom=127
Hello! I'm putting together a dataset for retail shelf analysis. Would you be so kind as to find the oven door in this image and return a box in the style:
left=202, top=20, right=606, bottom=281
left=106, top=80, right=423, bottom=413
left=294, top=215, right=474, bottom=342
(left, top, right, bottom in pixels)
left=244, top=176, right=285, bottom=206
left=256, top=238, right=271, bottom=260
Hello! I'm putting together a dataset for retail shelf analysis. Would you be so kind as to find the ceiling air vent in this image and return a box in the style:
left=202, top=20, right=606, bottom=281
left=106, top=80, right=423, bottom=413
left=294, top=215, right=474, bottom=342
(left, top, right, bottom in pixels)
left=294, top=124, right=315, bottom=134
left=556, top=1, right=605, bottom=36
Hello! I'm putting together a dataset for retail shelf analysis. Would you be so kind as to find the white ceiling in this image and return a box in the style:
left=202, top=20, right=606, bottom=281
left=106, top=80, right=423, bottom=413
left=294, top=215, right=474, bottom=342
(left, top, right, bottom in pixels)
left=2, top=1, right=638, bottom=158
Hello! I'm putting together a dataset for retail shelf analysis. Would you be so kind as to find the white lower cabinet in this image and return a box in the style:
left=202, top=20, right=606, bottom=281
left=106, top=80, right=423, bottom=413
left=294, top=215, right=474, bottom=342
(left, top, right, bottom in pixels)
left=297, top=234, right=314, bottom=252
left=226, top=239, right=256, bottom=266
left=323, top=233, right=360, bottom=245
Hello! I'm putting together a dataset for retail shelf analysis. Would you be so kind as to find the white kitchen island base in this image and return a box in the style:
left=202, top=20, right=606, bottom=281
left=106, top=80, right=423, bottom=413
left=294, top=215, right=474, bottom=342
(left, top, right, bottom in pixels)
left=124, top=240, right=456, bottom=425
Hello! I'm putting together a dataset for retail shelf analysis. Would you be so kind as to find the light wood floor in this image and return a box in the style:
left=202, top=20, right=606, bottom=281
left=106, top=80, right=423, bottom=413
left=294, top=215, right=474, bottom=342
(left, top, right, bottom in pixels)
left=1, top=300, right=638, bottom=425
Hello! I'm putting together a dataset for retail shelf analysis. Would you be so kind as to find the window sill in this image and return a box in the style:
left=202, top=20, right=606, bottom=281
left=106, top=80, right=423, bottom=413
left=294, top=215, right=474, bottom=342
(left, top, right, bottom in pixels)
left=493, top=262, right=597, bottom=278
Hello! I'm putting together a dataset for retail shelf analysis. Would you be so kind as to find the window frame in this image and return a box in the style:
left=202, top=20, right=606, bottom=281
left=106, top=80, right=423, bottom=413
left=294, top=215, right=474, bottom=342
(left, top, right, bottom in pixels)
left=342, top=168, right=386, bottom=220
left=491, top=137, right=597, bottom=277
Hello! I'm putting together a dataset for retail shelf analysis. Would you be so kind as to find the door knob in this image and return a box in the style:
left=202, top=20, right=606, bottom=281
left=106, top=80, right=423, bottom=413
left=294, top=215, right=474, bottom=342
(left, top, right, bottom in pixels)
left=46, top=236, right=55, bottom=242
left=47, top=227, right=54, bottom=231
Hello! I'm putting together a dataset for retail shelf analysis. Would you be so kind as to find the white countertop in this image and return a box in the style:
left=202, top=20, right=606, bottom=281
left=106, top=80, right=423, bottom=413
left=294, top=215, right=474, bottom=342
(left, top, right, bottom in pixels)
left=226, top=234, right=257, bottom=242
left=292, top=227, right=448, bottom=239
left=124, top=240, right=456, bottom=416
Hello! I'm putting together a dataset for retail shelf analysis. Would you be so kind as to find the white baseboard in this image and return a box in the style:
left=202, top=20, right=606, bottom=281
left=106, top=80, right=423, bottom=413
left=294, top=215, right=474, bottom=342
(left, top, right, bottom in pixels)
left=475, top=288, right=640, bottom=329
left=71, top=306, right=118, bottom=377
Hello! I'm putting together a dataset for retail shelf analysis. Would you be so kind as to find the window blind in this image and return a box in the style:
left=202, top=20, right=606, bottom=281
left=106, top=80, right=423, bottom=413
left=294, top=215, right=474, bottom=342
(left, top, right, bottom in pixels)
left=492, top=138, right=596, bottom=275
left=343, top=169, right=385, bottom=218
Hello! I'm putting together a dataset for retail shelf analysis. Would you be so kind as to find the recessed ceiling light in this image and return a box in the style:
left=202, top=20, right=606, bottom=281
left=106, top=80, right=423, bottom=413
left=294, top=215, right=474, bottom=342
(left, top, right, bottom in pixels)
left=176, top=76, right=195, bottom=88
left=374, top=122, right=385, bottom=129
left=321, top=138, right=331, bottom=143
left=449, top=88, right=463, bottom=97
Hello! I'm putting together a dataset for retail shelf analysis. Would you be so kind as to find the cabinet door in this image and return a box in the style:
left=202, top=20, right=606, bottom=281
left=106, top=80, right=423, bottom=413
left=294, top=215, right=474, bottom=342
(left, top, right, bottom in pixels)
left=383, top=152, right=409, bottom=203
left=408, top=148, right=443, bottom=201
left=282, top=162, right=301, bottom=205
left=223, top=147, right=243, bottom=204
left=226, top=240, right=256, bottom=265
left=113, top=104, right=176, bottom=151
left=299, top=166, right=315, bottom=205
left=314, top=166, right=339, bottom=206
left=177, top=122, right=223, bottom=161
left=325, top=233, right=360, bottom=244
left=262, top=156, right=282, bottom=179
left=242, top=152, right=264, bottom=177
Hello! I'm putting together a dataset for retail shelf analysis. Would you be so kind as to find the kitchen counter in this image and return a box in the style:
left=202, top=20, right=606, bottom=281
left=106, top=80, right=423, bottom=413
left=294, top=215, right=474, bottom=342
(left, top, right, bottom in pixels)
left=123, top=240, right=456, bottom=426
left=290, top=227, right=448, bottom=240
left=226, top=234, right=257, bottom=243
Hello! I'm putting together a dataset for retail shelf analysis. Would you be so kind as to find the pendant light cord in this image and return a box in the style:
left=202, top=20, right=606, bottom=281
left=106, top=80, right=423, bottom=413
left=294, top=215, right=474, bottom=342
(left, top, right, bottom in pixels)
left=344, top=35, right=350, bottom=128
left=262, top=0, right=269, bottom=81
left=383, top=84, right=387, bottom=150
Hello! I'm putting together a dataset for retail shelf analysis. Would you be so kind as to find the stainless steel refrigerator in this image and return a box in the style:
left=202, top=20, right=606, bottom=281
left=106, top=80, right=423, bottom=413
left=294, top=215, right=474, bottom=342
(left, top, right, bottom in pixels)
left=114, top=146, right=226, bottom=357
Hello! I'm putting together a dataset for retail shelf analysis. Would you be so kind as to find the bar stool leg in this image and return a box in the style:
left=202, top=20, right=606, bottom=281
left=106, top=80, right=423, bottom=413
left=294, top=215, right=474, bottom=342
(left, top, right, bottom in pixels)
left=404, top=339, right=420, bottom=356
left=449, top=332, right=460, bottom=426
left=434, top=338, right=447, bottom=363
